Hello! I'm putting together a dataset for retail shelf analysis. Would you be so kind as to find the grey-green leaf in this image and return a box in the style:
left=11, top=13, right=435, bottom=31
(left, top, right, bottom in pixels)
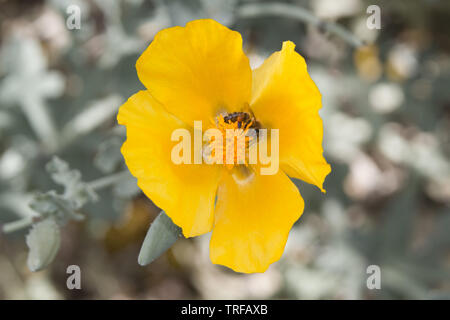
left=138, top=211, right=182, bottom=266
left=45, top=156, right=98, bottom=208
left=29, top=191, right=84, bottom=223
left=26, top=218, right=61, bottom=272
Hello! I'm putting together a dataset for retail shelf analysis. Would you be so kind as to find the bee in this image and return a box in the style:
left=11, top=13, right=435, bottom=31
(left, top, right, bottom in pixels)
left=223, top=107, right=261, bottom=131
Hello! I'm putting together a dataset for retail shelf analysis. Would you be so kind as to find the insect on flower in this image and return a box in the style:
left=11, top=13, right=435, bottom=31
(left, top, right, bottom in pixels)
left=117, top=19, right=331, bottom=273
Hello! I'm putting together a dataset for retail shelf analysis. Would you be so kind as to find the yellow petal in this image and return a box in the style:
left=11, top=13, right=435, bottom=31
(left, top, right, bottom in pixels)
left=210, top=168, right=304, bottom=273
left=250, top=41, right=331, bottom=191
left=136, top=19, right=252, bottom=125
left=117, top=91, right=222, bottom=237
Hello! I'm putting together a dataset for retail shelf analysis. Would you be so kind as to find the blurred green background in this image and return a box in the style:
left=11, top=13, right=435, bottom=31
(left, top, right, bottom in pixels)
left=0, top=0, right=449, bottom=299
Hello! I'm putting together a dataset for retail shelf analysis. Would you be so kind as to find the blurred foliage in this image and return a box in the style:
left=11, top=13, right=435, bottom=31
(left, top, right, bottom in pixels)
left=0, top=0, right=449, bottom=299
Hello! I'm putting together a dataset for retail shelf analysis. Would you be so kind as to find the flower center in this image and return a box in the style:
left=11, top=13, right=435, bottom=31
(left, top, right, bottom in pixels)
left=203, top=111, right=261, bottom=169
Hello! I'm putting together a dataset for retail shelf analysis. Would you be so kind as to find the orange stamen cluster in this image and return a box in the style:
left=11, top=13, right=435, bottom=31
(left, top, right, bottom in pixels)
left=204, top=112, right=259, bottom=169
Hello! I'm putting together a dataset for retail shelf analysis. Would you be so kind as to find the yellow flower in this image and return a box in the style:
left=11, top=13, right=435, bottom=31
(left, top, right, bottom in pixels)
left=117, top=19, right=331, bottom=273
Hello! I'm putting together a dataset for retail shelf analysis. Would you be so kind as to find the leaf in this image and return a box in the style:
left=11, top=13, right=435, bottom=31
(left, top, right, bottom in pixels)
left=29, top=191, right=84, bottom=223
left=26, top=218, right=61, bottom=272
left=94, top=137, right=123, bottom=173
left=138, top=211, right=182, bottom=266
left=60, top=95, right=123, bottom=144
left=113, top=173, right=140, bottom=198
left=46, top=156, right=98, bottom=208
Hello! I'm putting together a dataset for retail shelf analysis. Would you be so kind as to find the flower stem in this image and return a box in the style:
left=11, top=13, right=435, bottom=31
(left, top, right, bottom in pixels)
left=3, top=170, right=131, bottom=234
left=2, top=217, right=34, bottom=234
left=237, top=2, right=364, bottom=48
left=88, top=170, right=130, bottom=190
